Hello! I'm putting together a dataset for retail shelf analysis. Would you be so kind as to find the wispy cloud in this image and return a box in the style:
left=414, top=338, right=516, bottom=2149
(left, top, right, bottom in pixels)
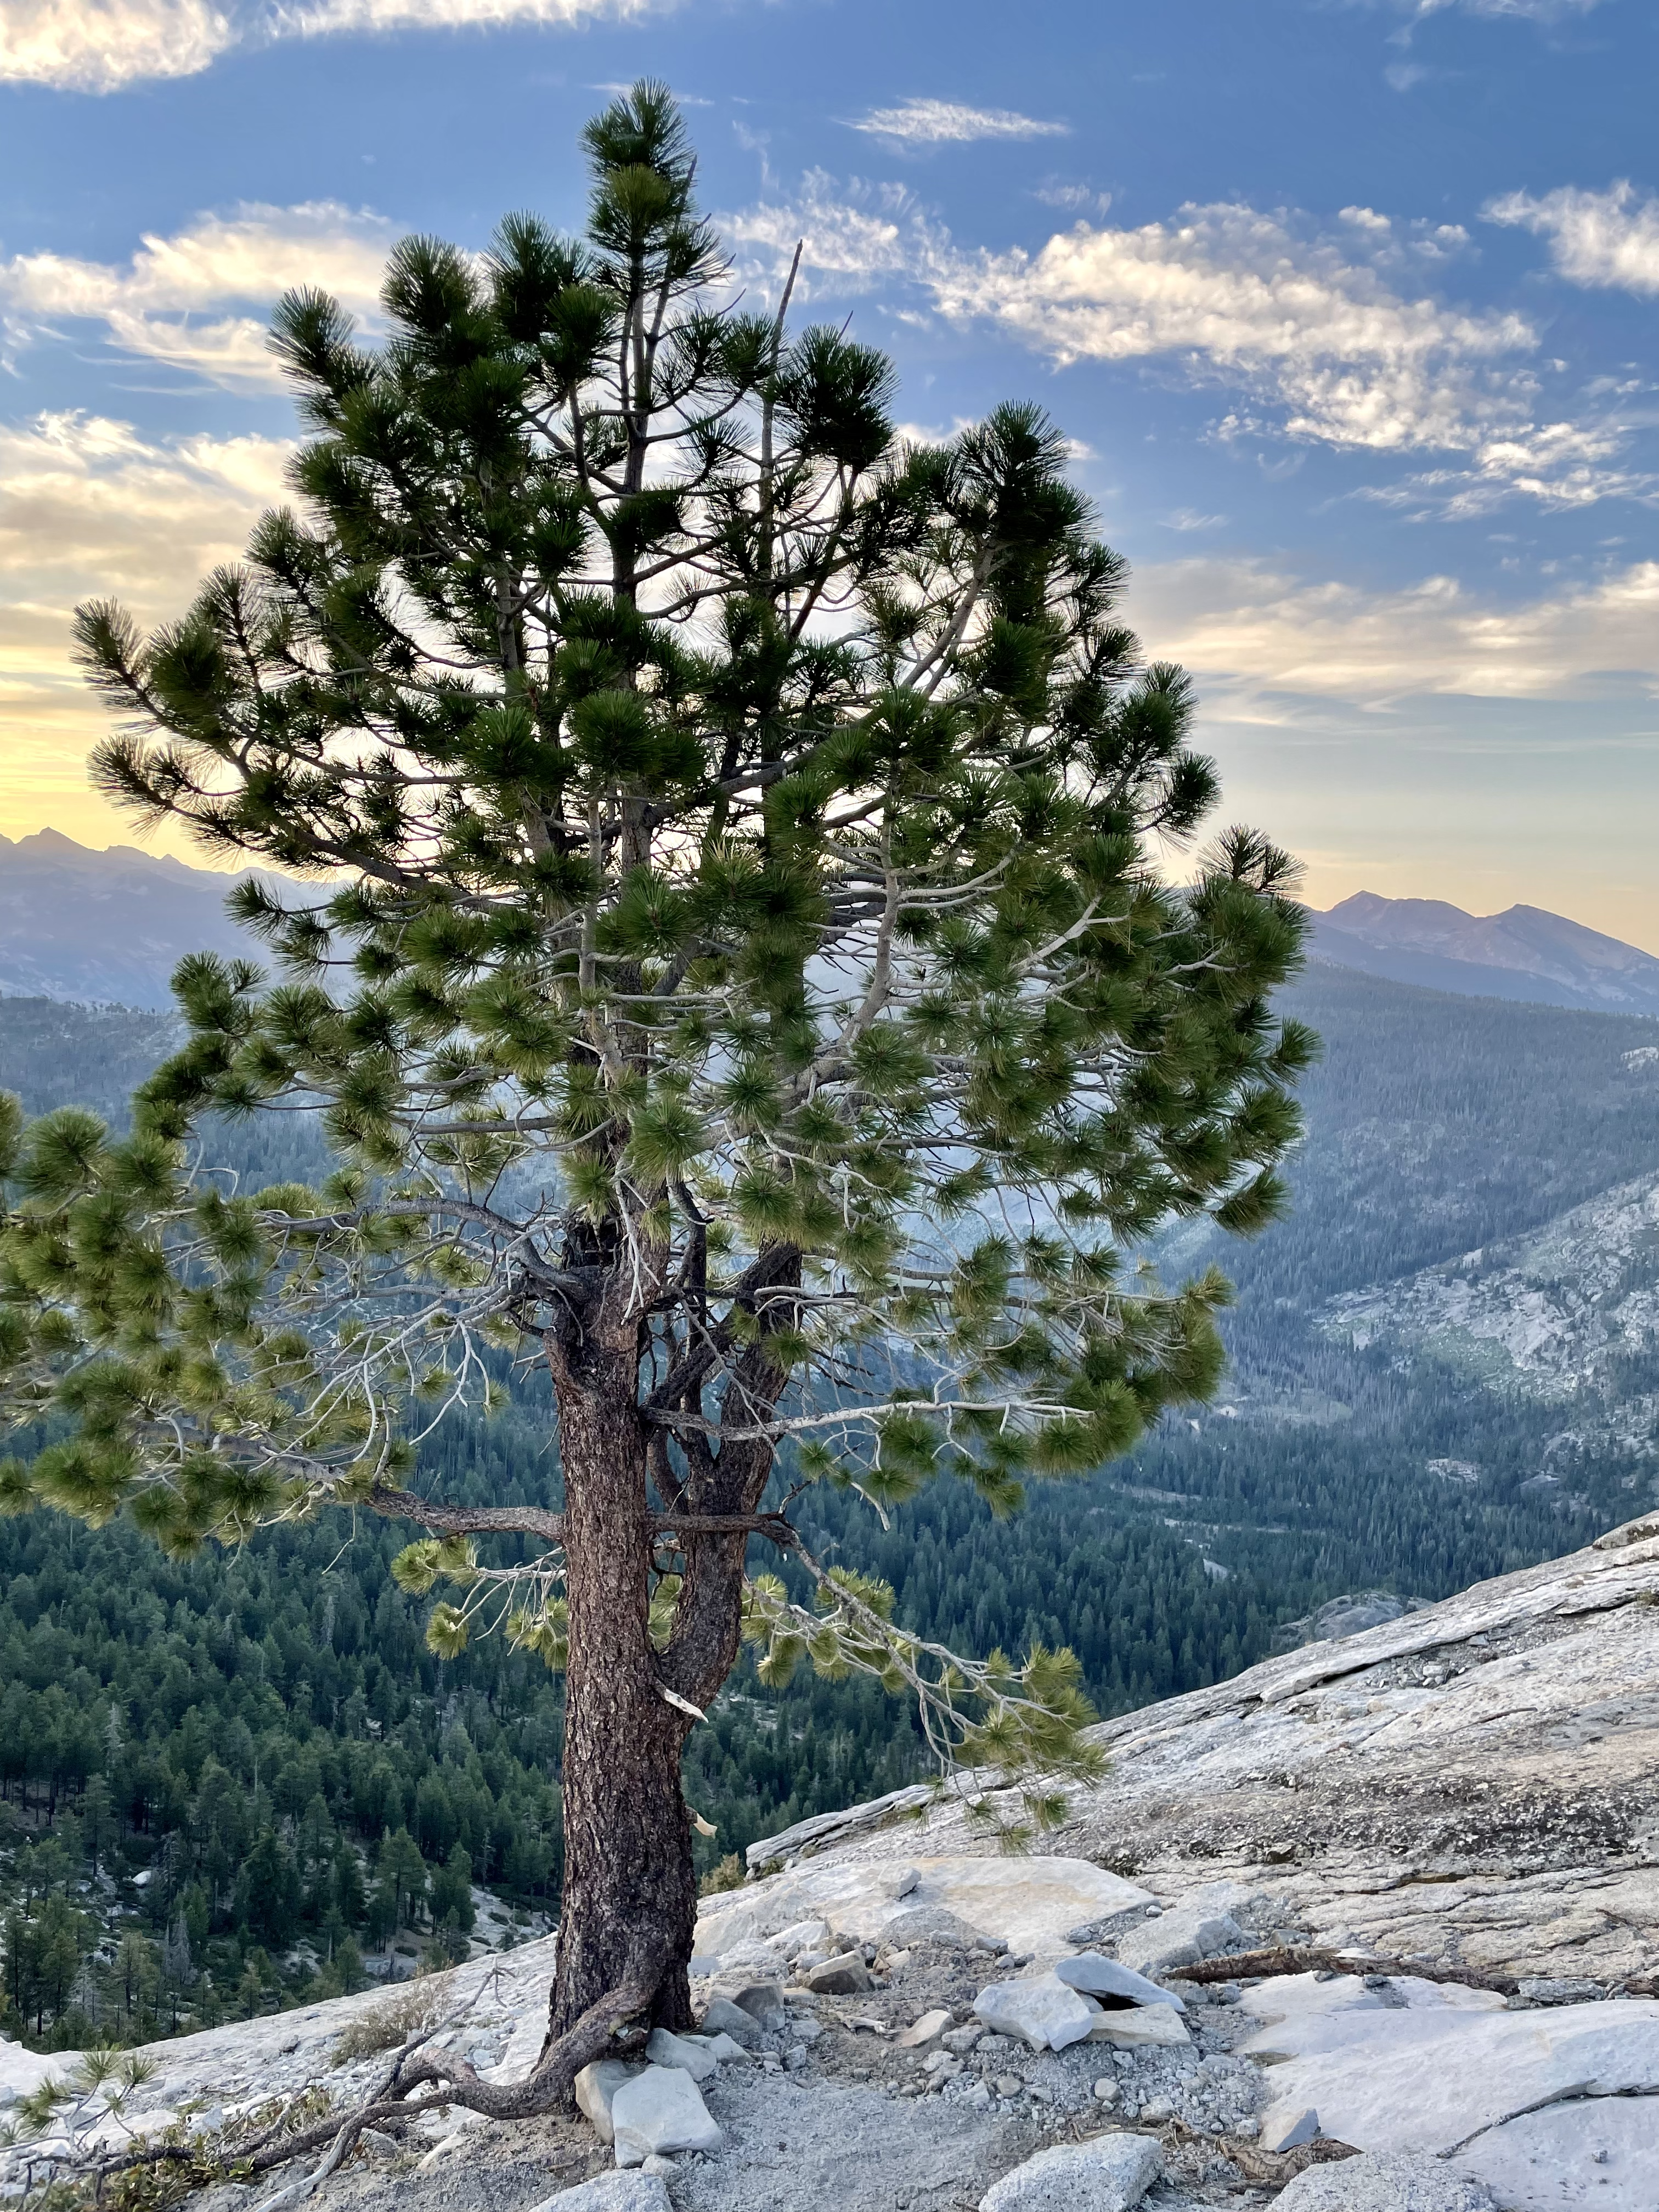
left=1380, top=1, right=1605, bottom=21
left=847, top=99, right=1069, bottom=147
left=1487, top=180, right=1659, bottom=298
left=0, top=203, right=394, bottom=385
left=1133, top=552, right=1659, bottom=703
left=0, top=0, right=658, bottom=92
left=726, top=176, right=1644, bottom=509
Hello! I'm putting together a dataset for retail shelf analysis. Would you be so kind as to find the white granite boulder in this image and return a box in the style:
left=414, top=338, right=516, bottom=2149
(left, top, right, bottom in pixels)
left=527, top=2176, right=674, bottom=2212
left=979, top=2135, right=1163, bottom=2212
left=1271, top=2152, right=1497, bottom=2211
left=1055, top=1955, right=1184, bottom=2009
left=642, top=2028, right=718, bottom=2083
left=610, top=2064, right=724, bottom=2169
left=1087, top=2004, right=1189, bottom=2050
left=574, top=2058, right=641, bottom=2146
left=1455, top=2095, right=1657, bottom=2211
left=974, top=1973, right=1103, bottom=2052
left=1113, top=1902, right=1242, bottom=1978
left=1249, top=1993, right=1659, bottom=2155
left=693, top=1854, right=1153, bottom=1968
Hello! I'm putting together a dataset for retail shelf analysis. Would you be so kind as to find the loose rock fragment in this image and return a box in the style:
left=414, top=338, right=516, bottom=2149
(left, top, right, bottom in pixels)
left=642, top=2028, right=717, bottom=2083
left=897, top=2008, right=953, bottom=2049
left=573, top=2058, right=640, bottom=2146
left=1261, top=2106, right=1322, bottom=2152
left=698, top=1995, right=761, bottom=2044
left=1056, top=1954, right=1185, bottom=2010
left=610, top=2065, right=724, bottom=2169
left=1088, top=2004, right=1190, bottom=2050
left=802, top=1952, right=870, bottom=1995
left=1272, top=2151, right=1498, bottom=2210
left=527, top=2174, right=673, bottom=2212
left=974, top=1972, right=1103, bottom=2052
left=979, top=2134, right=1163, bottom=2212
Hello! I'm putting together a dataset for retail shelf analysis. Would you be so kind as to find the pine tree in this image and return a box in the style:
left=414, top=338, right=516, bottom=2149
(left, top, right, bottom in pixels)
left=0, top=84, right=1311, bottom=2117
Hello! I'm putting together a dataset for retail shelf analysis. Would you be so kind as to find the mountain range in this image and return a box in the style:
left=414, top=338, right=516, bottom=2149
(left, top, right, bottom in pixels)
left=3, top=829, right=1656, bottom=1019
left=0, top=830, right=286, bottom=1008
left=1305, top=890, right=1659, bottom=1015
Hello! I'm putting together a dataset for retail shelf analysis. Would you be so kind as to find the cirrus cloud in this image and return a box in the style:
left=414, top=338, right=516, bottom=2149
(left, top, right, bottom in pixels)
left=847, top=99, right=1069, bottom=147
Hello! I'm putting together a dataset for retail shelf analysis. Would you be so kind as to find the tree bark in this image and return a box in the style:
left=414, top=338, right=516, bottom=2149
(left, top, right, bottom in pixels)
left=544, top=1339, right=697, bottom=2042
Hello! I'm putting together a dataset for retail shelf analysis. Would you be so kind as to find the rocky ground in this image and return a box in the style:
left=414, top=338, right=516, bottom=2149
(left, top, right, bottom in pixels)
left=4, top=1511, right=1657, bottom=2212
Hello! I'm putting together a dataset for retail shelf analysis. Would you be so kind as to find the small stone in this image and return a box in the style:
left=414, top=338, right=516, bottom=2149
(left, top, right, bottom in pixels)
left=1092, top=2078, right=1120, bottom=2104
left=883, top=1864, right=922, bottom=1899
left=899, top=2008, right=953, bottom=2049
left=727, top=1980, right=784, bottom=2022
left=699, top=1996, right=762, bottom=2046
left=803, top=1953, right=870, bottom=1995
left=1089, top=2004, right=1189, bottom=2049
left=610, top=2066, right=724, bottom=2170
left=942, top=2025, right=983, bottom=2054
left=644, top=2028, right=716, bottom=2084
left=702, top=2032, right=750, bottom=2063
left=979, top=2135, right=1163, bottom=2212
left=574, top=2059, right=640, bottom=2146
left=1260, top=2107, right=1321, bottom=2153
left=995, top=2074, right=1024, bottom=2095
left=783, top=2043, right=807, bottom=2070
left=640, top=2157, right=678, bottom=2179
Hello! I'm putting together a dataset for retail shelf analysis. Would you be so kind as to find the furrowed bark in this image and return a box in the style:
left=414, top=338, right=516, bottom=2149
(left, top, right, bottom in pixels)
left=543, top=1310, right=697, bottom=2041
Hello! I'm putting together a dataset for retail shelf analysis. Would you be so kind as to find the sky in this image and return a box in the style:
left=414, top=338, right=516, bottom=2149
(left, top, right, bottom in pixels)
left=1, top=0, right=1655, bottom=945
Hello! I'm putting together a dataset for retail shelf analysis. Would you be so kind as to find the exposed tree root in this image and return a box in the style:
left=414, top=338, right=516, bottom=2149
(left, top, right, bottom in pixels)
left=44, top=1939, right=671, bottom=2211
left=1175, top=1944, right=1521, bottom=1996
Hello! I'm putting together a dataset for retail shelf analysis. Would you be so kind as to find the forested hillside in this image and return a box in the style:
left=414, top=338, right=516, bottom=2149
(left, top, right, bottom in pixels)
left=2, top=968, right=1655, bottom=2052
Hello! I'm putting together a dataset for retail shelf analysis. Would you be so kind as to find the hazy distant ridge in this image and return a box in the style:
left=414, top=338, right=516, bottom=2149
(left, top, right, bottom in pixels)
left=0, top=830, right=286, bottom=1009
left=3, top=831, right=1657, bottom=1019
left=1305, top=890, right=1659, bottom=1016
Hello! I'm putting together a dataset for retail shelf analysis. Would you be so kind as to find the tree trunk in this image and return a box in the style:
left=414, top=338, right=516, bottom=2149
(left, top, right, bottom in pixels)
left=546, top=1354, right=697, bottom=2042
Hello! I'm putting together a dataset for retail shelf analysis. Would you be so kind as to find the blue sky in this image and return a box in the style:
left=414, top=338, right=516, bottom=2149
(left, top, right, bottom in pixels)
left=2, top=0, right=1655, bottom=942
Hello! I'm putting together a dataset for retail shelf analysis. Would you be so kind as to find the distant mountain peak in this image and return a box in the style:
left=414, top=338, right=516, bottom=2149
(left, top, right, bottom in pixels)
left=0, top=827, right=273, bottom=1009
left=1307, top=891, right=1659, bottom=1016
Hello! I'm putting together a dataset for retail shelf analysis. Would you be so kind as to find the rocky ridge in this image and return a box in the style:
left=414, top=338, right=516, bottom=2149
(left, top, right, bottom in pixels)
left=4, top=1514, right=1657, bottom=2212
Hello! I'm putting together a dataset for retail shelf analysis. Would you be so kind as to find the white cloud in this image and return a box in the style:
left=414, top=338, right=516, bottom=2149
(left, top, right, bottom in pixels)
left=0, top=1, right=236, bottom=92
left=732, top=182, right=1536, bottom=447
left=1486, top=180, right=1659, bottom=298
left=729, top=177, right=1645, bottom=509
left=0, top=203, right=394, bottom=386
left=0, top=0, right=656, bottom=92
left=0, top=411, right=292, bottom=832
left=1132, top=553, right=1659, bottom=703
left=1385, top=0, right=1604, bottom=19
left=848, top=99, right=1069, bottom=146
